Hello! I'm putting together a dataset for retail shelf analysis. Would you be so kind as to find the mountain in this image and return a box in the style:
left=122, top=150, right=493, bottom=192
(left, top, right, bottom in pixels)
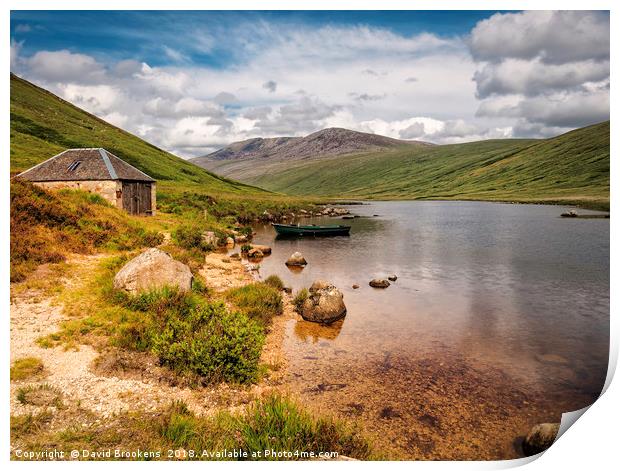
left=191, top=127, right=430, bottom=175
left=10, top=73, right=263, bottom=195
left=198, top=121, right=610, bottom=210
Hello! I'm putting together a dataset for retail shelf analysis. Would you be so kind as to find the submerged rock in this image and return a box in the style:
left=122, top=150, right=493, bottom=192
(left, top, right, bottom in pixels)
left=300, top=281, right=346, bottom=324
left=251, top=244, right=272, bottom=254
left=522, top=423, right=560, bottom=456
left=113, top=248, right=193, bottom=294
left=352, top=284, right=360, bottom=289
left=369, top=279, right=390, bottom=288
left=247, top=248, right=264, bottom=259
left=285, top=251, right=307, bottom=266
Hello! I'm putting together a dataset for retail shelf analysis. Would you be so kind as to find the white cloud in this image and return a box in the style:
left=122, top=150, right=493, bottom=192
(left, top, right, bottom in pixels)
left=9, top=13, right=609, bottom=157
left=470, top=11, right=609, bottom=64
left=163, top=45, right=190, bottom=63
left=469, top=10, right=609, bottom=131
left=474, top=58, right=609, bottom=98
left=27, top=50, right=106, bottom=84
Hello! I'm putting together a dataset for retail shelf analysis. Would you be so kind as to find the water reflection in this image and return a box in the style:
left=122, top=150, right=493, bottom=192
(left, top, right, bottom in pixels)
left=251, top=201, right=609, bottom=458
left=293, top=318, right=345, bottom=342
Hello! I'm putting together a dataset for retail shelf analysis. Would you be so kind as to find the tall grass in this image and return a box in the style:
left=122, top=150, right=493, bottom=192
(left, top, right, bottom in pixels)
left=10, top=181, right=163, bottom=281
left=225, top=282, right=283, bottom=327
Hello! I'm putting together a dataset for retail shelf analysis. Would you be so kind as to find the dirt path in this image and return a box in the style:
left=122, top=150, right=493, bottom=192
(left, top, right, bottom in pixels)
left=10, top=251, right=296, bottom=433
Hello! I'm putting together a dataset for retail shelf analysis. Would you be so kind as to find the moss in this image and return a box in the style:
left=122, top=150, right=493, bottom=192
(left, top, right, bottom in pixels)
left=10, top=357, right=45, bottom=381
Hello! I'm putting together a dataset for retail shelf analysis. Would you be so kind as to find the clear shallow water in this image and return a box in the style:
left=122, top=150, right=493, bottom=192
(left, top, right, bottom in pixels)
left=251, top=201, right=609, bottom=459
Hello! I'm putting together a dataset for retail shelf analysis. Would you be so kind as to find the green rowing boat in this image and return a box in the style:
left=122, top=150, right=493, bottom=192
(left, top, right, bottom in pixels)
left=272, top=223, right=351, bottom=236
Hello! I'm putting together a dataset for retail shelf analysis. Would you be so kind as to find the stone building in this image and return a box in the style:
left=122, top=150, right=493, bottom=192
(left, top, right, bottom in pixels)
left=16, top=148, right=156, bottom=216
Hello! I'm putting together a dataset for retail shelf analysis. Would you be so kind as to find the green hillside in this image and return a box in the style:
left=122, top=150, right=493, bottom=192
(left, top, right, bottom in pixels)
left=248, top=122, right=610, bottom=210
left=10, top=73, right=263, bottom=195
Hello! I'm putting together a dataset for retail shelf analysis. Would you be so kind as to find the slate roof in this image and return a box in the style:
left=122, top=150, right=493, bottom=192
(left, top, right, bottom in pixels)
left=17, top=149, right=155, bottom=182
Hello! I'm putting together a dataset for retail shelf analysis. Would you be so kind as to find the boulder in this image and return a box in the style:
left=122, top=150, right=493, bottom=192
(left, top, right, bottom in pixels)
left=310, top=279, right=331, bottom=292
left=522, top=423, right=560, bottom=456
left=247, top=248, right=264, bottom=259
left=225, top=237, right=235, bottom=248
left=300, top=281, right=347, bottom=324
left=202, top=231, right=218, bottom=247
left=369, top=279, right=390, bottom=288
left=113, top=248, right=193, bottom=294
left=251, top=244, right=272, bottom=255
left=285, top=252, right=307, bottom=266
left=388, top=275, right=398, bottom=282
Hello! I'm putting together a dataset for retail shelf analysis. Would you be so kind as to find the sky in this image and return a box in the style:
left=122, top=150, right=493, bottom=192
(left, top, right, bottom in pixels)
left=10, top=10, right=610, bottom=158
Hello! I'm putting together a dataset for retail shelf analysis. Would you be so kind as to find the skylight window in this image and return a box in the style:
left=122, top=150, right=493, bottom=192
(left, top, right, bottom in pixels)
left=68, top=160, right=82, bottom=172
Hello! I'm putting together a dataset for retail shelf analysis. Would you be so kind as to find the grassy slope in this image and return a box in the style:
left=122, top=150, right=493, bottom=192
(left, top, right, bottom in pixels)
left=10, top=74, right=263, bottom=195
left=248, top=122, right=610, bottom=210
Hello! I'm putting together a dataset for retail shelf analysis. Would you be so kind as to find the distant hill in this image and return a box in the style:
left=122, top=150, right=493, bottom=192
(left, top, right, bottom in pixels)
left=10, top=73, right=263, bottom=195
left=191, top=127, right=430, bottom=174
left=199, top=121, right=610, bottom=210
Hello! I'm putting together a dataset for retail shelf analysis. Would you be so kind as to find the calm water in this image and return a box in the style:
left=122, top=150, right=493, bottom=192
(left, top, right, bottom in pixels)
left=250, top=201, right=609, bottom=459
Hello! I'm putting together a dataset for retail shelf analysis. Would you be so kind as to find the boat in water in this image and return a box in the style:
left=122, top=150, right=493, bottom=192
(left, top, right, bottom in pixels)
left=272, top=223, right=351, bottom=236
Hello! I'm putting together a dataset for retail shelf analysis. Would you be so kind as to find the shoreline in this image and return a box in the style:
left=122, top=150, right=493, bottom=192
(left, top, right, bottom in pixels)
left=10, top=250, right=300, bottom=442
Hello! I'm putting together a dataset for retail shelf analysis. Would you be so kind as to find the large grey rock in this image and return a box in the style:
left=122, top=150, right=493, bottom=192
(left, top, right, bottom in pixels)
left=301, top=281, right=346, bottom=324
left=285, top=251, right=307, bottom=266
left=522, top=423, right=560, bottom=456
left=113, top=248, right=193, bottom=294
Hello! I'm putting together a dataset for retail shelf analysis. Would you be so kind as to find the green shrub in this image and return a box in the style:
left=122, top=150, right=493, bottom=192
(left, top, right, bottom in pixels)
left=240, top=244, right=252, bottom=253
left=225, top=283, right=283, bottom=327
left=151, top=301, right=265, bottom=383
left=172, top=224, right=211, bottom=251
left=292, top=289, right=309, bottom=313
left=263, top=275, right=284, bottom=290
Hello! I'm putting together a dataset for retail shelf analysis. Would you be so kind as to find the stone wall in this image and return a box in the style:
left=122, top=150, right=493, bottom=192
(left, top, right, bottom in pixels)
left=33, top=180, right=121, bottom=208
left=33, top=180, right=157, bottom=216
left=150, top=183, right=157, bottom=216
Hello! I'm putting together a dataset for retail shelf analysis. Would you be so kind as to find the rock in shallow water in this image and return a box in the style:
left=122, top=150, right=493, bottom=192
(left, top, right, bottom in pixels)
left=113, top=248, right=193, bottom=294
left=369, top=279, right=390, bottom=288
left=301, top=281, right=346, bottom=324
left=522, top=423, right=560, bottom=456
left=247, top=248, right=264, bottom=259
left=285, top=251, right=307, bottom=266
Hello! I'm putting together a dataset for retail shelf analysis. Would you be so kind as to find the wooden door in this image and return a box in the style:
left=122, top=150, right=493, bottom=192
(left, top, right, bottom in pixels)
left=122, top=182, right=151, bottom=215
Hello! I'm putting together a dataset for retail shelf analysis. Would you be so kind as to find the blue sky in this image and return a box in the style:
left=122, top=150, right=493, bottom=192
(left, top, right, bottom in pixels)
left=10, top=10, right=610, bottom=157
left=11, top=11, right=499, bottom=67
